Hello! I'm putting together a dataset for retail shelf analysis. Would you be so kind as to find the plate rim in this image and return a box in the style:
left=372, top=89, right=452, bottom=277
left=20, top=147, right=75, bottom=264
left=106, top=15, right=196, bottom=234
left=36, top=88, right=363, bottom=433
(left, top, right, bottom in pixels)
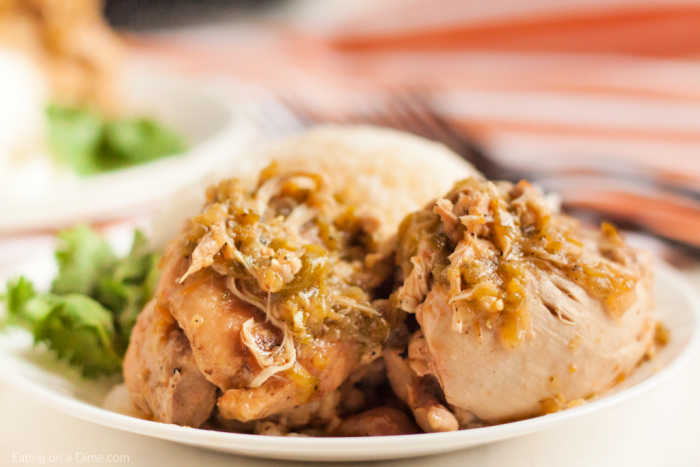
left=1, top=263, right=698, bottom=461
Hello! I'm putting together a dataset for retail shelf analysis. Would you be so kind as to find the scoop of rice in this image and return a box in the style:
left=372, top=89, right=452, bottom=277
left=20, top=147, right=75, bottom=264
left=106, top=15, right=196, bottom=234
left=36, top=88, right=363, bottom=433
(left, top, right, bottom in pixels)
left=151, top=125, right=480, bottom=247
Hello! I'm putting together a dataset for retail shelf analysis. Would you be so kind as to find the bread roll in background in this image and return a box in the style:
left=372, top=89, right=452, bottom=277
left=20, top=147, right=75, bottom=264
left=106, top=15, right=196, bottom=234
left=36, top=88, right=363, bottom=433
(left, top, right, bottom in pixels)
left=0, top=0, right=124, bottom=112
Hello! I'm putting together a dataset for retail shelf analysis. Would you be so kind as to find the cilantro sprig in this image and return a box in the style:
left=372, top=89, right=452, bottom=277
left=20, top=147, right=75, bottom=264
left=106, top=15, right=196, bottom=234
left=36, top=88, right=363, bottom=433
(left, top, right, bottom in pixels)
left=2, top=226, right=160, bottom=377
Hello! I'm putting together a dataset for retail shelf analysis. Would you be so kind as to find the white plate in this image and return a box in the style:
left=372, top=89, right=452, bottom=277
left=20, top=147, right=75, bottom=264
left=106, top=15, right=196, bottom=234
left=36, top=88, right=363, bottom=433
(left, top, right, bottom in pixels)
left=0, top=260, right=697, bottom=462
left=0, top=59, right=261, bottom=234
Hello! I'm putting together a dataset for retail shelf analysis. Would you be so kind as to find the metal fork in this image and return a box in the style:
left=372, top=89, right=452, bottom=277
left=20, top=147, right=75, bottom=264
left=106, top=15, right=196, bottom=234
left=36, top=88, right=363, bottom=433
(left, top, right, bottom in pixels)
left=277, top=90, right=700, bottom=256
left=284, top=91, right=699, bottom=198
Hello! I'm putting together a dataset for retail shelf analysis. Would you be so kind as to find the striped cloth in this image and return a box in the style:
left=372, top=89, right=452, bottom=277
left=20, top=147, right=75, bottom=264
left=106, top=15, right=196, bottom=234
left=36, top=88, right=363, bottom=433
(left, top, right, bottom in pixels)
left=130, top=0, right=700, bottom=255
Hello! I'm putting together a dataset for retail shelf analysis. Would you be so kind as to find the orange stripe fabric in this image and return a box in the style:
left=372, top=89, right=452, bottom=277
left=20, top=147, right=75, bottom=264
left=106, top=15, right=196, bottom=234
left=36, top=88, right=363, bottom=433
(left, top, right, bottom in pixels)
left=331, top=4, right=700, bottom=57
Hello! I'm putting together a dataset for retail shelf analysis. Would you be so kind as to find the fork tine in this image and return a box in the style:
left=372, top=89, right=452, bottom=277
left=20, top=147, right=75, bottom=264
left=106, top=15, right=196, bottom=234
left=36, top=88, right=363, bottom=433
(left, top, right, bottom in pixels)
left=381, top=88, right=482, bottom=163
left=276, top=93, right=318, bottom=127
left=392, top=92, right=459, bottom=145
left=273, top=85, right=496, bottom=174
left=395, top=92, right=488, bottom=162
left=395, top=92, right=508, bottom=178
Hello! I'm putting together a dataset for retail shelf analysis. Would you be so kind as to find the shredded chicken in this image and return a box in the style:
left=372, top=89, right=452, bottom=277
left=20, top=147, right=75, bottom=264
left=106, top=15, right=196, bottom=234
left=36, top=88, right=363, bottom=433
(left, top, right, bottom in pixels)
left=334, top=407, right=419, bottom=436
left=392, top=176, right=656, bottom=423
left=395, top=177, right=647, bottom=347
left=123, top=148, right=660, bottom=435
left=240, top=317, right=296, bottom=388
left=384, top=344, right=458, bottom=433
left=395, top=240, right=434, bottom=313
left=127, top=164, right=394, bottom=430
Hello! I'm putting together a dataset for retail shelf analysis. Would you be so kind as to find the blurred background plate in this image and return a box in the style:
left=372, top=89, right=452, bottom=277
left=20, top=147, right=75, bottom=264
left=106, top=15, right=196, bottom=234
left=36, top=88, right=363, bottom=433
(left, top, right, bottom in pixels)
left=0, top=58, right=260, bottom=236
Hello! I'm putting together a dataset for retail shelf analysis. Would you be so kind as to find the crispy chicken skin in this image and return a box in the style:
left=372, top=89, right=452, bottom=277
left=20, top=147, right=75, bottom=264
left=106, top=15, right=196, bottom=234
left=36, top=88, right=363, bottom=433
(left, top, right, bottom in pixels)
left=392, top=177, right=655, bottom=424
left=123, top=300, right=217, bottom=427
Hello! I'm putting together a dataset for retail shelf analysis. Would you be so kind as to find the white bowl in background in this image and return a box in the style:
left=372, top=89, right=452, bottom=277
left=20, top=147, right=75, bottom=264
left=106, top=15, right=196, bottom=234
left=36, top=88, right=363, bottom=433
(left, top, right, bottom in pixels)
left=0, top=58, right=264, bottom=235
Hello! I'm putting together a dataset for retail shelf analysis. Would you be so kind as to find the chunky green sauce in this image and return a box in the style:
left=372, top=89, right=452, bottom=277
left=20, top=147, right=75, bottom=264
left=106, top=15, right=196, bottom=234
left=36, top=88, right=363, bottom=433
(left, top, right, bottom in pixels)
left=186, top=166, right=389, bottom=357
left=395, top=178, right=641, bottom=348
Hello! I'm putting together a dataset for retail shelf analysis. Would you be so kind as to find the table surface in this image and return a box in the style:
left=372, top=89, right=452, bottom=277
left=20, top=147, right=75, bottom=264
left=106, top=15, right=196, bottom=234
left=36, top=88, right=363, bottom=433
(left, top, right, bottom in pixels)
left=2, top=272, right=699, bottom=467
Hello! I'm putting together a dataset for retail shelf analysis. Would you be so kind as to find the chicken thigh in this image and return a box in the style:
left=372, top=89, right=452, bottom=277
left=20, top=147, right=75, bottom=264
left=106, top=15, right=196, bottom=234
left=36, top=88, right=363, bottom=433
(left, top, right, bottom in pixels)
left=392, top=177, right=655, bottom=424
left=123, top=300, right=217, bottom=427
left=123, top=126, right=482, bottom=433
left=127, top=166, right=391, bottom=425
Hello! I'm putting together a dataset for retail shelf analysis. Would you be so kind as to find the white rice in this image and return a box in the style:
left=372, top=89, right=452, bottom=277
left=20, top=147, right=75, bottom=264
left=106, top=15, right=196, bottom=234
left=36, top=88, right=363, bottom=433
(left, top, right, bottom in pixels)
left=150, top=125, right=480, bottom=248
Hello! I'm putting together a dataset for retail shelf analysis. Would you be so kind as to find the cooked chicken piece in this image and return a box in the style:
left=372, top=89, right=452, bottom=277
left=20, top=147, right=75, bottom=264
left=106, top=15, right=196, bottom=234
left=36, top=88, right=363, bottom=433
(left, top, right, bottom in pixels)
left=155, top=234, right=367, bottom=422
left=123, top=300, right=217, bottom=427
left=393, top=178, right=655, bottom=423
left=216, top=342, right=362, bottom=422
left=134, top=168, right=391, bottom=426
left=246, top=126, right=482, bottom=242
left=128, top=127, right=480, bottom=432
left=334, top=407, right=419, bottom=436
left=254, top=359, right=396, bottom=435
left=150, top=125, right=479, bottom=251
left=217, top=376, right=417, bottom=437
left=267, top=388, right=343, bottom=433
left=337, top=358, right=388, bottom=413
left=213, top=389, right=342, bottom=435
left=155, top=243, right=258, bottom=391
left=384, top=346, right=458, bottom=433
left=216, top=379, right=305, bottom=423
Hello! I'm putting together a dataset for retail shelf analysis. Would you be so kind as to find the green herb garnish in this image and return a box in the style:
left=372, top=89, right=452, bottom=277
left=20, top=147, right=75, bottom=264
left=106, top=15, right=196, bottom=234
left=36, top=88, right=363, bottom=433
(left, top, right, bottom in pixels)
left=46, top=104, right=186, bottom=175
left=2, top=226, right=160, bottom=377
